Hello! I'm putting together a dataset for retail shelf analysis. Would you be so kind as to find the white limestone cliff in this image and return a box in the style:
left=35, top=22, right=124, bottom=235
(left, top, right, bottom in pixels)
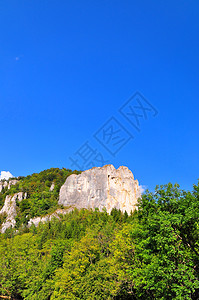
left=59, top=165, right=141, bottom=215
left=0, top=192, right=25, bottom=233
left=0, top=179, right=18, bottom=192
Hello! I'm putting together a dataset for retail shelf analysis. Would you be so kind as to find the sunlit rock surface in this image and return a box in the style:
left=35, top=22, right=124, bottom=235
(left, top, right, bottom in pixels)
left=0, top=179, right=18, bottom=192
left=0, top=192, right=24, bottom=233
left=59, top=165, right=141, bottom=214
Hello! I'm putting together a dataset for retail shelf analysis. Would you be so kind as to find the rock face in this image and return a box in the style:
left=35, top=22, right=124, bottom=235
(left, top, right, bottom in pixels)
left=0, top=192, right=25, bottom=233
left=50, top=182, right=55, bottom=191
left=28, top=208, right=73, bottom=227
left=8, top=179, right=18, bottom=190
left=0, top=181, right=8, bottom=192
left=59, top=165, right=141, bottom=215
left=0, top=179, right=18, bottom=192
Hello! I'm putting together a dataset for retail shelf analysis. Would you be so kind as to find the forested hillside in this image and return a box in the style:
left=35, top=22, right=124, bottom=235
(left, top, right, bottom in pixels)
left=0, top=168, right=81, bottom=230
left=0, top=178, right=198, bottom=299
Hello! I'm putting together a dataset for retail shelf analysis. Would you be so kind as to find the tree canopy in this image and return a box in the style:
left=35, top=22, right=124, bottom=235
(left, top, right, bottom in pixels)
left=0, top=170, right=198, bottom=299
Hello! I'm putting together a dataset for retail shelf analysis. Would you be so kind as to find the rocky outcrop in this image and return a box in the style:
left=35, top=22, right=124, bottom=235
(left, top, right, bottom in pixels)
left=0, top=192, right=25, bottom=233
left=50, top=182, right=55, bottom=191
left=0, top=179, right=18, bottom=192
left=8, top=179, right=18, bottom=189
left=59, top=165, right=141, bottom=215
left=0, top=181, right=8, bottom=192
left=28, top=208, right=73, bottom=227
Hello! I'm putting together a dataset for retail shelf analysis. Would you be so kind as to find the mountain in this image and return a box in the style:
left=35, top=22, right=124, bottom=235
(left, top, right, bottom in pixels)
left=0, top=165, right=141, bottom=233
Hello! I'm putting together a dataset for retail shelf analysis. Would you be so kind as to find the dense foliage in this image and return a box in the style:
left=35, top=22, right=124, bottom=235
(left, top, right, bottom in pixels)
left=0, top=168, right=81, bottom=228
left=0, top=176, right=198, bottom=299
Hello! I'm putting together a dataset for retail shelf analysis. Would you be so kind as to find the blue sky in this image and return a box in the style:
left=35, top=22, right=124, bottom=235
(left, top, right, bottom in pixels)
left=0, top=0, right=199, bottom=192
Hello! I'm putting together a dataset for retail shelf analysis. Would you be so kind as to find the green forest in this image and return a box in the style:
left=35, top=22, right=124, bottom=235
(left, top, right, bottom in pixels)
left=0, top=169, right=198, bottom=299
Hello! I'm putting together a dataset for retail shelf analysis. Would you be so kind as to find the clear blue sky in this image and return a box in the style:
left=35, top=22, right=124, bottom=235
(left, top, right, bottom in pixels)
left=0, top=0, right=198, bottom=192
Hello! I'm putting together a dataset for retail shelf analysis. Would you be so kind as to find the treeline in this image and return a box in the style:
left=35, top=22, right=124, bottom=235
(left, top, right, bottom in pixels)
left=0, top=182, right=198, bottom=299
